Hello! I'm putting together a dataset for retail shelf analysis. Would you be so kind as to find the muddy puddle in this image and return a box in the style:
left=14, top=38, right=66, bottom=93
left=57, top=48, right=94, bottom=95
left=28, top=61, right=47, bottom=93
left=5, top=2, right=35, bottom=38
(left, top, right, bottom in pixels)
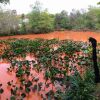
left=0, top=56, right=42, bottom=100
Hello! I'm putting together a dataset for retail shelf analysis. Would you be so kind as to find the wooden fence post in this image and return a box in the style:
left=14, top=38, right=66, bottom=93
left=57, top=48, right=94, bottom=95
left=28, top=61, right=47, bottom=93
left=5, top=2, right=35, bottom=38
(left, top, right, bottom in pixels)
left=89, top=37, right=100, bottom=83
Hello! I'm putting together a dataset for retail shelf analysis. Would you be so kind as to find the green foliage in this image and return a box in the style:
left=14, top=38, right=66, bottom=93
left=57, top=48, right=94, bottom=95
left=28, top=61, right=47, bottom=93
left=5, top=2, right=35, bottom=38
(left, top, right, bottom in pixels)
left=0, top=88, right=4, bottom=94
left=0, top=9, right=18, bottom=35
left=54, top=10, right=71, bottom=30
left=1, top=1, right=100, bottom=36
left=29, top=11, right=54, bottom=33
left=0, top=39, right=97, bottom=99
left=88, top=7, right=100, bottom=30
left=10, top=96, right=16, bottom=100
left=69, top=7, right=100, bottom=31
left=69, top=9, right=94, bottom=31
left=19, top=14, right=27, bottom=34
left=0, top=83, right=4, bottom=95
left=28, top=1, right=54, bottom=33
left=28, top=6, right=100, bottom=32
left=63, top=70, right=96, bottom=100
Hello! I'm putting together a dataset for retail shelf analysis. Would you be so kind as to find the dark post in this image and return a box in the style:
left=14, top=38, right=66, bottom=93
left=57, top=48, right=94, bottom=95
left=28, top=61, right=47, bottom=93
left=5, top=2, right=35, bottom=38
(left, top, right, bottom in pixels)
left=89, top=37, right=100, bottom=83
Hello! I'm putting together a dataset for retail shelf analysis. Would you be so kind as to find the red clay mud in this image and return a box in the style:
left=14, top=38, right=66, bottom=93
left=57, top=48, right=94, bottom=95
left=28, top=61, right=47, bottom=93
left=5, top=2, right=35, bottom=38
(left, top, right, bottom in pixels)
left=0, top=31, right=100, bottom=42
left=0, top=31, right=99, bottom=100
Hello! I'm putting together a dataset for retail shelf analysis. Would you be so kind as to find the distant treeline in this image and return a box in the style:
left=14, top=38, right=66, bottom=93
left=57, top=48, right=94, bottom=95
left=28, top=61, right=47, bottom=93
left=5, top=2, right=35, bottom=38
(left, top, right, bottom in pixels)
left=0, top=1, right=100, bottom=36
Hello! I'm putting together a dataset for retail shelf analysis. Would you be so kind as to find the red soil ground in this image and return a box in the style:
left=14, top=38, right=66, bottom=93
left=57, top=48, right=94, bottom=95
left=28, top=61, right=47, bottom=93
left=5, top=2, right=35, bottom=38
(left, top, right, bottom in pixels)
left=0, top=31, right=100, bottom=42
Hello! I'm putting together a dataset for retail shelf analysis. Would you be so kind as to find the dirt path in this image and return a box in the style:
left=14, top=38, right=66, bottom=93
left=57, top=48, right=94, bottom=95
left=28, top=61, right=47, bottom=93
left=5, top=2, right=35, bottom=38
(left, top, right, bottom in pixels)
left=0, top=31, right=100, bottom=42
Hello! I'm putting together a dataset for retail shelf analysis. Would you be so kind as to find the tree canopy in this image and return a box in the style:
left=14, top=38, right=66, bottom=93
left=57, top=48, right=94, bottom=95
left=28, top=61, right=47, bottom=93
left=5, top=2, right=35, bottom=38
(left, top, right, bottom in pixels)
left=28, top=1, right=54, bottom=33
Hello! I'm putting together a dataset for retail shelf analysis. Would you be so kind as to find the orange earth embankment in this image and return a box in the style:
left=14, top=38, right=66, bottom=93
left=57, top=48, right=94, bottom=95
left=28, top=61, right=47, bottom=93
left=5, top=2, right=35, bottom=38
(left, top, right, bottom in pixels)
left=0, top=31, right=100, bottom=42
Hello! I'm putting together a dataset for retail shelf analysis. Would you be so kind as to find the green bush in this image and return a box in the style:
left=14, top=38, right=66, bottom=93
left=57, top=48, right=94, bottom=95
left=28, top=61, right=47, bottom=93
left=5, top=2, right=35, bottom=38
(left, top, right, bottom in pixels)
left=63, top=70, right=96, bottom=100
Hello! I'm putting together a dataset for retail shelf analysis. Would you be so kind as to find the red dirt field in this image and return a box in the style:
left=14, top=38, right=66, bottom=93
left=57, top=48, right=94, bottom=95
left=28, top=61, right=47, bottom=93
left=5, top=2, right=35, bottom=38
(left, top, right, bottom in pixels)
left=0, top=31, right=100, bottom=42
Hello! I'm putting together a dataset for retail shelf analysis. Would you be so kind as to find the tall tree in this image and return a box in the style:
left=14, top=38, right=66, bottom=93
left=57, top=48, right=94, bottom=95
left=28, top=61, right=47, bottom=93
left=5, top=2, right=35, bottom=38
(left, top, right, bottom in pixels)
left=54, top=10, right=71, bottom=30
left=0, top=9, right=18, bottom=34
left=29, top=1, right=54, bottom=33
left=20, top=14, right=26, bottom=33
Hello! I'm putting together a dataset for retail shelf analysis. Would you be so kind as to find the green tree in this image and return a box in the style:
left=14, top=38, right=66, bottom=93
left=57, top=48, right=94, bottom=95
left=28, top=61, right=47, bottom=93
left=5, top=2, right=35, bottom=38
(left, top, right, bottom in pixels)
left=19, top=14, right=26, bottom=33
left=28, top=1, right=54, bottom=33
left=54, top=10, right=71, bottom=30
left=88, top=7, right=100, bottom=30
left=0, top=9, right=18, bottom=35
left=69, top=9, right=84, bottom=30
left=69, top=9, right=95, bottom=31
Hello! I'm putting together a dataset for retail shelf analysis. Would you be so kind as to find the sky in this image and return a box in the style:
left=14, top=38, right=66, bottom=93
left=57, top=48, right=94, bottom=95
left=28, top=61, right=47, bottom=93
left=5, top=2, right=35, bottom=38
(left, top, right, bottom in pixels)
left=5, top=0, right=100, bottom=14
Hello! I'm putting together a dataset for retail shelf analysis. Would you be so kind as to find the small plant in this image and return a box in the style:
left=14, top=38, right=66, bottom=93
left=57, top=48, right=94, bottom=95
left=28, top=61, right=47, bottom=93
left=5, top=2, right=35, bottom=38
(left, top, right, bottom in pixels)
left=63, top=70, right=96, bottom=100
left=0, top=39, right=96, bottom=99
left=0, top=83, right=4, bottom=99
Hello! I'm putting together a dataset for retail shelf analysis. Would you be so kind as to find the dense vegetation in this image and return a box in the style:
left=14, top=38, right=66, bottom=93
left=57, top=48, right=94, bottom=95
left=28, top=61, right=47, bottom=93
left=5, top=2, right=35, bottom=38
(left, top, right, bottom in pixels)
left=0, top=38, right=100, bottom=99
left=0, top=1, right=100, bottom=36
